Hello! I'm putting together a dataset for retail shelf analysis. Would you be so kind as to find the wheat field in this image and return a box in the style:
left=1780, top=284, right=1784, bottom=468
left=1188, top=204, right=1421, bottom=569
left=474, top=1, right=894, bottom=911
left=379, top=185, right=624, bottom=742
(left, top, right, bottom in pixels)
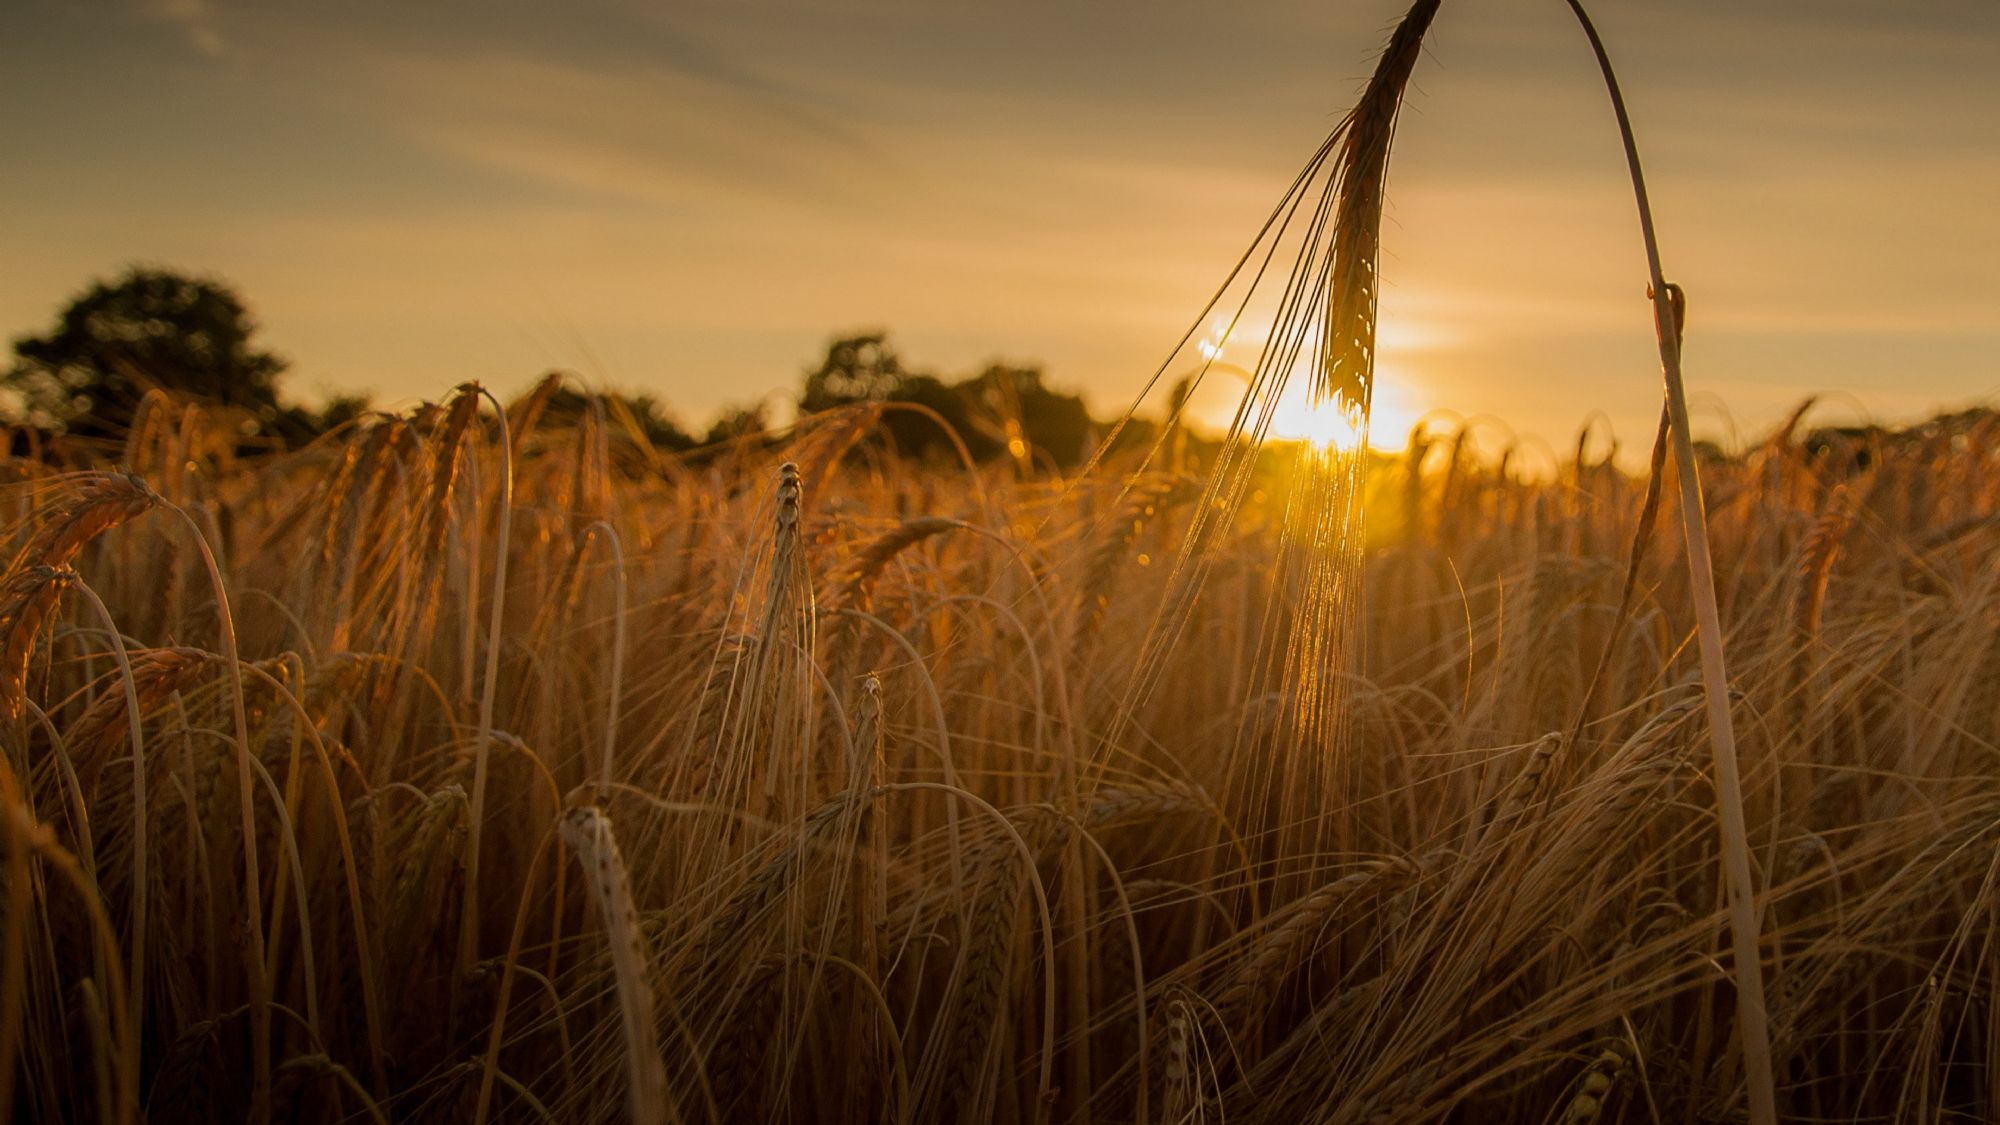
left=5, top=1, right=1998, bottom=1122
left=3, top=383, right=1997, bottom=1123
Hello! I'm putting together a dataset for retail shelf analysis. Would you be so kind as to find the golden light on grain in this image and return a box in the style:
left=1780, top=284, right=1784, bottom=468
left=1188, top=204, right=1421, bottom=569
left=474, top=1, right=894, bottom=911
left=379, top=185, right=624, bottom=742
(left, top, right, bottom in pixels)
left=1185, top=358, right=1421, bottom=453
left=1188, top=308, right=1426, bottom=453
left=1266, top=380, right=1362, bottom=451
left=1263, top=373, right=1419, bottom=452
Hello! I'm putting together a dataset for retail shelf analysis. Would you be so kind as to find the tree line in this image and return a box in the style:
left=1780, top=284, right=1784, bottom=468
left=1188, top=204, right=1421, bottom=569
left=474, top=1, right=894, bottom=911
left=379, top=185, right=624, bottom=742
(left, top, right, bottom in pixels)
left=2, top=267, right=1110, bottom=466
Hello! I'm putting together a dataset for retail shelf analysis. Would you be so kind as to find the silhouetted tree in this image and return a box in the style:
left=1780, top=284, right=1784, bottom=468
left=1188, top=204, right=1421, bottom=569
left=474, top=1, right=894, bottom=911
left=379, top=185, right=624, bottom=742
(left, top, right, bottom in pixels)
left=797, top=332, right=1097, bottom=468
left=311, top=394, right=372, bottom=435
left=962, top=362, right=1093, bottom=468
left=4, top=267, right=293, bottom=438
left=801, top=332, right=912, bottom=413
left=705, top=402, right=771, bottom=445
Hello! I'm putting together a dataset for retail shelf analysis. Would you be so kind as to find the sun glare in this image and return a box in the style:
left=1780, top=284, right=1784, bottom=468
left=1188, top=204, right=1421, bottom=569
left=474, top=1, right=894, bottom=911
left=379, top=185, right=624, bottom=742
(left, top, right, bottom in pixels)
left=1190, top=314, right=1425, bottom=454
left=1248, top=372, right=1423, bottom=454
left=1268, top=379, right=1364, bottom=451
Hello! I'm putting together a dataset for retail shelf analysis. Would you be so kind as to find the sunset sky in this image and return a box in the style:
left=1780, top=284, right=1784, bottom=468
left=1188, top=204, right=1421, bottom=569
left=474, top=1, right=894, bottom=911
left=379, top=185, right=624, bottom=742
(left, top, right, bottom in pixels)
left=4, top=0, right=1996, bottom=456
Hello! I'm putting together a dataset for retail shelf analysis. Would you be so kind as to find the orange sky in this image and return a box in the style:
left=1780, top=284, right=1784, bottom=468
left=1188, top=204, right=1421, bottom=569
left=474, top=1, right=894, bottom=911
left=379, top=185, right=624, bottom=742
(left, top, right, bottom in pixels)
left=4, top=0, right=1996, bottom=456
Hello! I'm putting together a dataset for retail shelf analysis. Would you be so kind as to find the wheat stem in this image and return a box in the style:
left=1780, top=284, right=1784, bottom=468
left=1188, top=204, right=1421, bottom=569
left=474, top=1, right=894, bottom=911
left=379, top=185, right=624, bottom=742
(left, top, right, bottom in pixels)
left=70, top=583, right=148, bottom=1072
left=1558, top=5, right=1776, bottom=1122
left=461, top=385, right=515, bottom=979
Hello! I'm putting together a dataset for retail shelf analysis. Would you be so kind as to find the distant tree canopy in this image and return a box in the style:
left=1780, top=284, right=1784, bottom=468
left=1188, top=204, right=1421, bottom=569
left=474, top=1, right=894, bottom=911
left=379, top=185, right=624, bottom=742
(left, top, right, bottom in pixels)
left=3, top=270, right=1109, bottom=467
left=705, top=402, right=774, bottom=447
left=799, top=331, right=1095, bottom=466
left=2, top=268, right=314, bottom=439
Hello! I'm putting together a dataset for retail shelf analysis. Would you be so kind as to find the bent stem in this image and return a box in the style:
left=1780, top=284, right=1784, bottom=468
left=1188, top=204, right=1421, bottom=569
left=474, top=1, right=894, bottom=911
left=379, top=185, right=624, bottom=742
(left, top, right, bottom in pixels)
left=1560, top=4, right=1777, bottom=1123
left=168, top=502, right=273, bottom=1123
left=460, top=386, right=515, bottom=978
left=71, top=583, right=147, bottom=1072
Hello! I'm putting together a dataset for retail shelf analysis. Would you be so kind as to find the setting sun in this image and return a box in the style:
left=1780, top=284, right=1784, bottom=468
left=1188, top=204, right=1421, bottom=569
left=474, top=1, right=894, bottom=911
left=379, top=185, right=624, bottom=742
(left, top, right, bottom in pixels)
left=1263, top=369, right=1422, bottom=453
left=1189, top=312, right=1424, bottom=454
left=1267, top=380, right=1364, bottom=451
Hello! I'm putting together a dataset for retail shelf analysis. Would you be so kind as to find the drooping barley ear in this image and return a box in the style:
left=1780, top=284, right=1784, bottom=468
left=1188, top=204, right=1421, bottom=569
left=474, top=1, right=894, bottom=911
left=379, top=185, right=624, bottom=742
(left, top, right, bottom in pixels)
left=1795, top=488, right=1851, bottom=645
left=1210, top=856, right=1420, bottom=1027
left=0, top=565, right=78, bottom=723
left=791, top=400, right=887, bottom=507
left=319, top=420, right=396, bottom=653
left=1225, top=976, right=1384, bottom=1117
left=419, top=386, right=481, bottom=565
left=1333, top=1057, right=1445, bottom=1125
left=273, top=1054, right=388, bottom=1125
left=852, top=674, right=886, bottom=795
left=1081, top=777, right=1212, bottom=831
left=506, top=370, right=567, bottom=455
left=1104, top=0, right=1440, bottom=805
left=121, top=389, right=171, bottom=474
left=4, top=471, right=157, bottom=576
left=1538, top=758, right=1685, bottom=913
left=1321, top=0, right=1439, bottom=417
left=65, top=646, right=218, bottom=774
left=577, top=520, right=629, bottom=794
left=1765, top=394, right=1819, bottom=457
left=1790, top=489, right=1851, bottom=742
left=560, top=807, right=671, bottom=1125
left=918, top=822, right=1058, bottom=1125
left=1268, top=0, right=1443, bottom=873
left=775, top=459, right=802, bottom=537
left=381, top=785, right=469, bottom=979
left=567, top=391, right=612, bottom=533
left=827, top=517, right=962, bottom=611
left=1479, top=733, right=1564, bottom=849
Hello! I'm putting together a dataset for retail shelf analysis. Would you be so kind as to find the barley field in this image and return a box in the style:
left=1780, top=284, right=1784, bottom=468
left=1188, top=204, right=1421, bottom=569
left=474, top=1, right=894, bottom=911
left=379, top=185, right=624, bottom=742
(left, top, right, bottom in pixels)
left=4, top=382, right=1997, bottom=1123
left=5, top=2, right=1997, bottom=1123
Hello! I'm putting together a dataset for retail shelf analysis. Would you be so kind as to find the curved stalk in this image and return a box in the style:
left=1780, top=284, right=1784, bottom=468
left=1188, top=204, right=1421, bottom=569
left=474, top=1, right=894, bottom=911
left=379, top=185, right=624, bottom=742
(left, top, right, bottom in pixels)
left=1559, top=5, right=1776, bottom=1123
left=460, top=386, right=516, bottom=978
left=168, top=502, right=273, bottom=1123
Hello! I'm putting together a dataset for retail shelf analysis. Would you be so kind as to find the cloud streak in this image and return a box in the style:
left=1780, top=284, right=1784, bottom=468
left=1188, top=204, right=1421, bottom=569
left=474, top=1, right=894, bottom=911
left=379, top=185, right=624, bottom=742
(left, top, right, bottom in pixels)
left=139, top=0, right=227, bottom=57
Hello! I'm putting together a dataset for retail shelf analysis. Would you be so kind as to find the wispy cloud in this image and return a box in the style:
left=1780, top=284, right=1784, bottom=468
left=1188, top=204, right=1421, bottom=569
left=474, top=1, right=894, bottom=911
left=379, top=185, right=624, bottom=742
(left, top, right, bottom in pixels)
left=334, top=43, right=887, bottom=214
left=139, top=0, right=227, bottom=58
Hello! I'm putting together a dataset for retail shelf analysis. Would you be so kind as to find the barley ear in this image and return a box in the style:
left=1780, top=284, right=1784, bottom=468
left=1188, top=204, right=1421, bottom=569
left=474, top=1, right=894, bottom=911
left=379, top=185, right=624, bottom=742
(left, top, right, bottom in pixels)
left=560, top=807, right=672, bottom=1125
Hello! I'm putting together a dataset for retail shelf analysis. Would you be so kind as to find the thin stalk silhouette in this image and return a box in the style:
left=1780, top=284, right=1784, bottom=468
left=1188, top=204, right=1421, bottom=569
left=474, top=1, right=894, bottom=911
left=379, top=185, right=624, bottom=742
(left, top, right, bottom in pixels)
left=1560, top=4, right=1777, bottom=1123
